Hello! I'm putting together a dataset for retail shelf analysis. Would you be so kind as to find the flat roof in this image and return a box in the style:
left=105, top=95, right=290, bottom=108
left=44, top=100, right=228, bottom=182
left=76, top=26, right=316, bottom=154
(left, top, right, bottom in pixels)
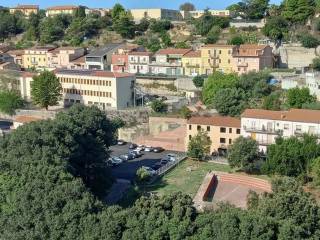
left=242, top=109, right=320, bottom=124
left=86, top=43, right=123, bottom=57
left=55, top=69, right=135, bottom=78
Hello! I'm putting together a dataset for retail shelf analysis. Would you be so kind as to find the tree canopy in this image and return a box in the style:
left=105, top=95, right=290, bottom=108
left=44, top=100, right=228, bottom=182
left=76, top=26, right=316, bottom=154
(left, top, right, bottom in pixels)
left=286, top=87, right=316, bottom=109
left=282, top=0, right=316, bottom=24
left=187, top=130, right=212, bottom=159
left=179, top=2, right=196, bottom=11
left=0, top=90, right=23, bottom=115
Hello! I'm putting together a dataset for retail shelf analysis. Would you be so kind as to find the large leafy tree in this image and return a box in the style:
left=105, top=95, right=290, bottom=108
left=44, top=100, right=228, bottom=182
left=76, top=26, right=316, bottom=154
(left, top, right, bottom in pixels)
left=187, top=130, right=212, bottom=160
left=282, top=0, right=316, bottom=24
left=227, top=136, right=260, bottom=173
left=113, top=11, right=136, bottom=39
left=243, top=0, right=270, bottom=20
left=0, top=90, right=23, bottom=115
left=286, top=87, right=316, bottom=108
left=262, top=16, right=289, bottom=41
left=31, top=71, right=62, bottom=110
left=263, top=135, right=320, bottom=176
left=202, top=72, right=239, bottom=107
left=179, top=2, right=196, bottom=11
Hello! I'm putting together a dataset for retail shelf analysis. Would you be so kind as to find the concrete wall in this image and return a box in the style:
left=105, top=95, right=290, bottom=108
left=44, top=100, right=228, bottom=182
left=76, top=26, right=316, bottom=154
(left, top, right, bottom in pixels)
left=118, top=123, right=149, bottom=142
left=149, top=117, right=186, bottom=135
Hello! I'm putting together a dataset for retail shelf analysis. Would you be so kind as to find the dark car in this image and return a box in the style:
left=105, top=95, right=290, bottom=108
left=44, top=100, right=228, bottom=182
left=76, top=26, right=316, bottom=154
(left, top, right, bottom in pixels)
left=129, top=143, right=137, bottom=149
left=130, top=151, right=142, bottom=158
left=153, top=147, right=164, bottom=153
left=160, top=159, right=169, bottom=165
left=152, top=162, right=162, bottom=170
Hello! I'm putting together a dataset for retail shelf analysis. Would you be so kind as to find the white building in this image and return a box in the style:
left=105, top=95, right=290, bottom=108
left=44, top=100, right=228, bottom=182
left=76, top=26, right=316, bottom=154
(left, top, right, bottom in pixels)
left=128, top=52, right=152, bottom=74
left=306, top=72, right=320, bottom=101
left=150, top=48, right=191, bottom=76
left=56, top=69, right=135, bottom=110
left=241, top=108, right=320, bottom=152
left=19, top=72, right=37, bottom=101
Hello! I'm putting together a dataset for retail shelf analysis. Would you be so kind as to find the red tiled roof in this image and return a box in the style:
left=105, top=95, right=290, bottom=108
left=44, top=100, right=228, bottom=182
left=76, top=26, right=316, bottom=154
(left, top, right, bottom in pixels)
left=233, top=44, right=270, bottom=57
left=14, top=115, right=43, bottom=123
left=201, top=44, right=235, bottom=49
left=13, top=5, right=39, bottom=9
left=21, top=71, right=36, bottom=78
left=242, top=109, right=320, bottom=124
left=188, top=115, right=241, bottom=128
left=47, top=5, right=79, bottom=10
left=7, top=50, right=24, bottom=56
left=183, top=50, right=201, bottom=58
left=129, top=51, right=153, bottom=56
left=71, top=55, right=86, bottom=64
left=156, top=48, right=192, bottom=55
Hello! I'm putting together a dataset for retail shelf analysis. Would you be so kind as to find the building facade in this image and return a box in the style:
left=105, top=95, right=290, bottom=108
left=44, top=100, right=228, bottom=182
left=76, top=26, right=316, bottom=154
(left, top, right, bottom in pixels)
left=130, top=8, right=183, bottom=22
left=22, top=46, right=56, bottom=70
left=47, top=47, right=85, bottom=69
left=200, top=45, right=235, bottom=75
left=241, top=108, right=320, bottom=152
left=128, top=52, right=153, bottom=74
left=46, top=5, right=79, bottom=17
left=232, top=44, right=273, bottom=74
left=56, top=69, right=135, bottom=110
left=181, top=50, right=202, bottom=76
left=150, top=48, right=192, bottom=76
left=10, top=5, right=39, bottom=17
left=185, top=9, right=232, bottom=19
left=306, top=72, right=320, bottom=101
left=186, top=115, right=241, bottom=153
left=111, top=44, right=143, bottom=73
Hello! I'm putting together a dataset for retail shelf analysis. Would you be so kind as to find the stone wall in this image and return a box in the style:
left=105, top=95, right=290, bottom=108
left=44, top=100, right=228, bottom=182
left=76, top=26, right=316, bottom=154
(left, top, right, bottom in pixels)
left=149, top=116, right=186, bottom=135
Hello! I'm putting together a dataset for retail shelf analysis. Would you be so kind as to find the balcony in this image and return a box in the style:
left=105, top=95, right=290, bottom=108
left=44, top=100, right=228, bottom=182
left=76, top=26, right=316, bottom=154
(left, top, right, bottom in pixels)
left=237, top=62, right=248, bottom=67
left=113, top=61, right=126, bottom=66
left=210, top=53, right=219, bottom=59
left=243, top=126, right=283, bottom=135
left=186, top=63, right=200, bottom=68
left=294, top=130, right=320, bottom=138
left=209, top=62, right=219, bottom=68
left=149, top=61, right=182, bottom=67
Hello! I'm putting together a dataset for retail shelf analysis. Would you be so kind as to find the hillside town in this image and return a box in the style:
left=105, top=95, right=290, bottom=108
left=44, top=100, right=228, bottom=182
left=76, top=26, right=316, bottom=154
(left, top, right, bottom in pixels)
left=2, top=1, right=320, bottom=239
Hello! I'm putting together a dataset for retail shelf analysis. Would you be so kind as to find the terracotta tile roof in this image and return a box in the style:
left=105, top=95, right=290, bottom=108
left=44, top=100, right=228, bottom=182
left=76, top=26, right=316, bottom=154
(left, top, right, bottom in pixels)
left=233, top=44, right=270, bottom=57
left=71, top=55, right=86, bottom=64
left=13, top=5, right=39, bottom=9
left=156, top=48, right=192, bottom=55
left=14, top=115, right=43, bottom=123
left=242, top=109, right=320, bottom=124
left=201, top=44, right=235, bottom=49
left=21, top=71, right=36, bottom=78
left=27, top=46, right=57, bottom=51
left=183, top=50, right=201, bottom=58
left=129, top=51, right=153, bottom=56
left=188, top=115, right=241, bottom=128
left=47, top=5, right=79, bottom=10
left=7, top=50, right=24, bottom=56
left=239, top=44, right=268, bottom=50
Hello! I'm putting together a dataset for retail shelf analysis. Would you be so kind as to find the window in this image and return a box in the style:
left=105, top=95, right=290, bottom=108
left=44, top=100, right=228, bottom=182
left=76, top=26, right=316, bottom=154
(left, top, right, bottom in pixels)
left=229, top=128, right=232, bottom=133
left=296, top=125, right=302, bottom=131
left=284, top=124, right=289, bottom=130
left=220, top=127, right=226, bottom=133
left=228, top=59, right=230, bottom=63
left=207, top=126, right=210, bottom=131
left=236, top=129, right=241, bottom=134
left=219, top=50, right=222, bottom=54
left=189, top=135, right=192, bottom=140
left=189, top=125, right=192, bottom=130
left=197, top=125, right=201, bottom=131
left=229, top=139, right=232, bottom=144
left=220, top=138, right=226, bottom=144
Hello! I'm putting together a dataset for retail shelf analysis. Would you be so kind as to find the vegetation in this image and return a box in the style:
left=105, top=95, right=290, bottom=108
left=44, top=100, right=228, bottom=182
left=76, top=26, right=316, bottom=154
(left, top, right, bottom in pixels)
left=228, top=35, right=245, bottom=45
left=150, top=99, right=168, bottom=113
left=282, top=0, right=316, bottom=24
left=286, top=87, right=316, bottom=109
left=0, top=90, right=23, bottom=115
left=262, top=16, right=289, bottom=41
left=31, top=71, right=62, bottom=110
left=187, top=130, right=212, bottom=160
left=192, top=75, right=205, bottom=88
left=179, top=2, right=196, bottom=11
left=194, top=11, right=229, bottom=36
left=227, top=136, right=260, bottom=173
left=179, top=106, right=192, bottom=119
left=298, top=34, right=320, bottom=48
left=136, top=167, right=151, bottom=183
left=227, top=0, right=269, bottom=20
left=313, top=57, right=320, bottom=71
left=262, top=91, right=282, bottom=110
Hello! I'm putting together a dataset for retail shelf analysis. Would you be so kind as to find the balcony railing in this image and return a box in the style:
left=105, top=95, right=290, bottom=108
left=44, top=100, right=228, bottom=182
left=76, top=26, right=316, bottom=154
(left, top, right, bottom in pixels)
left=243, top=126, right=283, bottom=135
left=294, top=130, right=320, bottom=138
left=237, top=62, right=248, bottom=67
left=149, top=61, right=182, bottom=67
left=186, top=63, right=200, bottom=68
left=113, top=61, right=125, bottom=66
left=210, top=54, right=219, bottom=59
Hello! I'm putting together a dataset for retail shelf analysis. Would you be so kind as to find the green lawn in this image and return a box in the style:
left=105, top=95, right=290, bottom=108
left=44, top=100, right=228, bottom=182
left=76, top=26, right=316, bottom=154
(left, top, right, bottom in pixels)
left=146, top=159, right=232, bottom=197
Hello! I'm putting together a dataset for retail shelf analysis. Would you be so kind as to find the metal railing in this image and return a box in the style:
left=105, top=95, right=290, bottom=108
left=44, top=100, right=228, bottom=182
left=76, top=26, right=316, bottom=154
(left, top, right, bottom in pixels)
left=243, top=126, right=283, bottom=135
left=155, top=153, right=187, bottom=176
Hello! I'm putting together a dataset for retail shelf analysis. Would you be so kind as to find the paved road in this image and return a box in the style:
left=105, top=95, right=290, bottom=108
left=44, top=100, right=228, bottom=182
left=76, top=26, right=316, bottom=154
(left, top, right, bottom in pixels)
left=109, top=144, right=174, bottom=181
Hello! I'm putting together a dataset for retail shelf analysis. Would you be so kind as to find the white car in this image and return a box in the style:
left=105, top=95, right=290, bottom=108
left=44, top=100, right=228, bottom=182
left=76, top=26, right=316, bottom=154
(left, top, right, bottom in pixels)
left=166, top=153, right=177, bottom=162
left=144, top=146, right=154, bottom=152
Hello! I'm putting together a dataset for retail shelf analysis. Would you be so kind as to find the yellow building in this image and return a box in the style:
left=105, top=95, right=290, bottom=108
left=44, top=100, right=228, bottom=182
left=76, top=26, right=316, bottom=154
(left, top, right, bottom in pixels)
left=22, top=46, right=56, bottom=70
left=130, top=9, right=183, bottom=23
left=181, top=50, right=202, bottom=76
left=10, top=5, right=39, bottom=17
left=200, top=44, right=236, bottom=75
left=46, top=5, right=79, bottom=17
left=186, top=115, right=241, bottom=154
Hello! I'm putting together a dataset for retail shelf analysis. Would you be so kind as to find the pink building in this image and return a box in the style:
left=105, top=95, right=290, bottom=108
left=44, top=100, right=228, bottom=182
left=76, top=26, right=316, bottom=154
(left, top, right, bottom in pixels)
left=47, top=47, right=85, bottom=69
left=111, top=44, right=144, bottom=73
left=128, top=52, right=153, bottom=74
left=232, top=45, right=273, bottom=74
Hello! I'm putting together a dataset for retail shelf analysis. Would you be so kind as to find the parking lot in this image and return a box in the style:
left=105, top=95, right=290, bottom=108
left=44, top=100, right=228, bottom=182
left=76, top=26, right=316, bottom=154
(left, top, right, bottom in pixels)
left=110, top=143, right=177, bottom=181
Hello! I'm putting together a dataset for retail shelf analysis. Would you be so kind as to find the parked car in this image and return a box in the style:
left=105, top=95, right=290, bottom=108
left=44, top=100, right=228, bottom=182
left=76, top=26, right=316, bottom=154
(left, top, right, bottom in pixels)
left=153, top=147, right=164, bottom=153
left=129, top=143, right=137, bottom=149
left=136, top=145, right=145, bottom=151
left=142, top=166, right=156, bottom=175
left=120, top=154, right=134, bottom=161
left=107, top=157, right=123, bottom=166
left=144, top=146, right=154, bottom=152
left=130, top=150, right=142, bottom=158
left=117, top=140, right=126, bottom=145
left=152, top=162, right=162, bottom=170
left=166, top=153, right=177, bottom=162
left=160, top=158, right=169, bottom=165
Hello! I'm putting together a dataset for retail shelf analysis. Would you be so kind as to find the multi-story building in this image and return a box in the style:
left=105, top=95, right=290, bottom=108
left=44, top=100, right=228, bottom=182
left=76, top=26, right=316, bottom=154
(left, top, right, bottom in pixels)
left=181, top=50, right=202, bottom=76
left=150, top=48, right=192, bottom=76
left=306, top=72, right=320, bottom=101
left=10, top=5, right=39, bottom=17
left=85, top=8, right=110, bottom=17
left=232, top=44, right=273, bottom=74
left=56, top=69, right=135, bottom=110
left=7, top=50, right=24, bottom=66
left=186, top=115, right=241, bottom=154
left=241, top=108, right=320, bottom=152
left=47, top=47, right=85, bottom=69
left=130, top=8, right=183, bottom=22
left=128, top=52, right=153, bottom=74
left=46, top=5, right=79, bottom=17
left=200, top=44, right=235, bottom=75
left=183, top=9, right=232, bottom=19
left=22, top=46, right=57, bottom=70
left=85, top=43, right=124, bottom=71
left=111, top=44, right=143, bottom=73
left=19, top=71, right=37, bottom=101
left=69, top=55, right=86, bottom=70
